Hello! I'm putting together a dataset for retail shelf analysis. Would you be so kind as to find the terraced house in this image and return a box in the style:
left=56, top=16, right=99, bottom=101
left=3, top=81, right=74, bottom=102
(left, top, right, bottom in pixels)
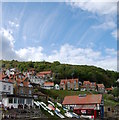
left=97, top=84, right=105, bottom=93
left=81, top=81, right=97, bottom=91
left=1, top=71, right=34, bottom=109
left=81, top=81, right=91, bottom=91
left=60, top=78, right=79, bottom=90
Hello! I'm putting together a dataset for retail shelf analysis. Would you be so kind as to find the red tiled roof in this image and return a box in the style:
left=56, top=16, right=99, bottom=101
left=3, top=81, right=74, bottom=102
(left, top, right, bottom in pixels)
left=36, top=71, right=52, bottom=77
left=37, top=74, right=44, bottom=77
left=106, top=88, right=113, bottom=91
left=62, top=94, right=102, bottom=105
left=97, top=84, right=104, bottom=88
left=39, top=71, right=52, bottom=74
left=83, top=81, right=91, bottom=85
left=44, top=82, right=54, bottom=86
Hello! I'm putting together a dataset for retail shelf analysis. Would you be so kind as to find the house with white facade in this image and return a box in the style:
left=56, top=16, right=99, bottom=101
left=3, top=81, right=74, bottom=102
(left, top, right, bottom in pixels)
left=42, top=82, right=54, bottom=90
left=1, top=71, right=34, bottom=109
left=0, top=79, right=14, bottom=95
left=2, top=94, right=34, bottom=109
left=29, top=75, right=44, bottom=86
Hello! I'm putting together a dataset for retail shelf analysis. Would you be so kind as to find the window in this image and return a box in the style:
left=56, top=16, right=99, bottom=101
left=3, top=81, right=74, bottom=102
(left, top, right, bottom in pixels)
left=20, top=89, right=23, bottom=94
left=8, top=86, right=11, bottom=91
left=67, top=82, right=70, bottom=89
left=14, top=98, right=17, bottom=104
left=26, top=99, right=32, bottom=104
left=18, top=98, right=24, bottom=104
left=29, top=90, right=32, bottom=95
left=74, top=81, right=76, bottom=89
left=9, top=98, right=13, bottom=103
left=108, top=108, right=110, bottom=111
left=3, top=85, right=6, bottom=90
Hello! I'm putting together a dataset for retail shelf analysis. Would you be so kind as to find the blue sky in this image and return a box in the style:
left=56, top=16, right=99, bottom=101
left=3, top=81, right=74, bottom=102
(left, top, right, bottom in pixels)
left=1, top=1, right=118, bottom=70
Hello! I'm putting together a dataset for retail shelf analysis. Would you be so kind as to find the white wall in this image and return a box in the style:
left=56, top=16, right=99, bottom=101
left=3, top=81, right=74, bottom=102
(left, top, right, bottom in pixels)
left=2, top=97, right=34, bottom=108
left=0, top=81, right=13, bottom=94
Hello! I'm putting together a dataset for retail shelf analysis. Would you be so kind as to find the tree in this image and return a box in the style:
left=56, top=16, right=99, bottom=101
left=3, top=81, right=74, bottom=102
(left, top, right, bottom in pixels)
left=28, top=61, right=34, bottom=68
left=112, top=87, right=119, bottom=97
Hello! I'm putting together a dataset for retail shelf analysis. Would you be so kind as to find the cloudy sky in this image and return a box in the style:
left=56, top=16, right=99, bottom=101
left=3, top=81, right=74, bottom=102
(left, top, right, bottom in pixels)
left=1, top=1, right=118, bottom=71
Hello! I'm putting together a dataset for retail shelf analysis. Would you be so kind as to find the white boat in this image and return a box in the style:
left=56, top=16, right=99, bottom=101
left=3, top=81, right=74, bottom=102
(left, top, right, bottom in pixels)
left=34, top=101, right=39, bottom=106
left=56, top=107, right=60, bottom=112
left=48, top=101, right=55, bottom=106
left=55, top=110, right=65, bottom=119
left=65, top=112, right=73, bottom=118
left=57, top=102, right=62, bottom=107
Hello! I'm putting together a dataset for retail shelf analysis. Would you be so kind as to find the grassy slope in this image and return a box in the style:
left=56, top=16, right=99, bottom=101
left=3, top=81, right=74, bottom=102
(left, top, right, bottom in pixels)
left=103, top=94, right=119, bottom=106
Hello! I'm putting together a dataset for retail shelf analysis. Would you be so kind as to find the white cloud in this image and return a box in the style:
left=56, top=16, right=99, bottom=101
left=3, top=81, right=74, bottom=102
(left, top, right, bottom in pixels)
left=47, top=44, right=116, bottom=71
left=67, top=0, right=117, bottom=15
left=0, top=28, right=20, bottom=60
left=67, top=0, right=117, bottom=38
left=16, top=47, right=45, bottom=61
left=0, top=28, right=117, bottom=71
left=92, top=21, right=116, bottom=30
left=0, top=28, right=15, bottom=48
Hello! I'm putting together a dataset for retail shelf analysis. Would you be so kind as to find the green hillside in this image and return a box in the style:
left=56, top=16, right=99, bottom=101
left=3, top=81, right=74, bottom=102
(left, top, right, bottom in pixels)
left=0, top=60, right=118, bottom=87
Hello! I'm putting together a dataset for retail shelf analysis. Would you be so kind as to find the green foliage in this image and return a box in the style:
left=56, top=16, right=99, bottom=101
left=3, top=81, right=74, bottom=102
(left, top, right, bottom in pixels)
left=34, top=88, right=38, bottom=93
left=112, top=87, right=119, bottom=97
left=103, top=94, right=119, bottom=106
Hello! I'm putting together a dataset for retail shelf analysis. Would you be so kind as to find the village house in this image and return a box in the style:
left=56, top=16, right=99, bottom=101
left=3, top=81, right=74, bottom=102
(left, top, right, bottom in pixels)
left=97, top=84, right=105, bottom=93
left=24, top=68, right=36, bottom=78
left=37, top=71, right=52, bottom=80
left=81, top=81, right=91, bottom=91
left=62, top=94, right=104, bottom=119
left=0, top=73, right=14, bottom=95
left=81, top=81, right=97, bottom=91
left=27, top=68, right=36, bottom=75
left=90, top=82, right=97, bottom=91
left=5, top=68, right=17, bottom=77
left=42, top=82, right=54, bottom=90
left=105, top=87, right=113, bottom=93
left=14, top=80, right=33, bottom=97
left=60, top=78, right=79, bottom=90
left=1, top=71, right=34, bottom=109
left=2, top=82, right=34, bottom=109
left=29, top=75, right=44, bottom=86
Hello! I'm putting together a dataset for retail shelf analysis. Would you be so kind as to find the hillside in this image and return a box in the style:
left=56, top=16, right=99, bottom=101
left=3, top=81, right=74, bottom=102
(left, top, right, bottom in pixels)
left=0, top=60, right=119, bottom=87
